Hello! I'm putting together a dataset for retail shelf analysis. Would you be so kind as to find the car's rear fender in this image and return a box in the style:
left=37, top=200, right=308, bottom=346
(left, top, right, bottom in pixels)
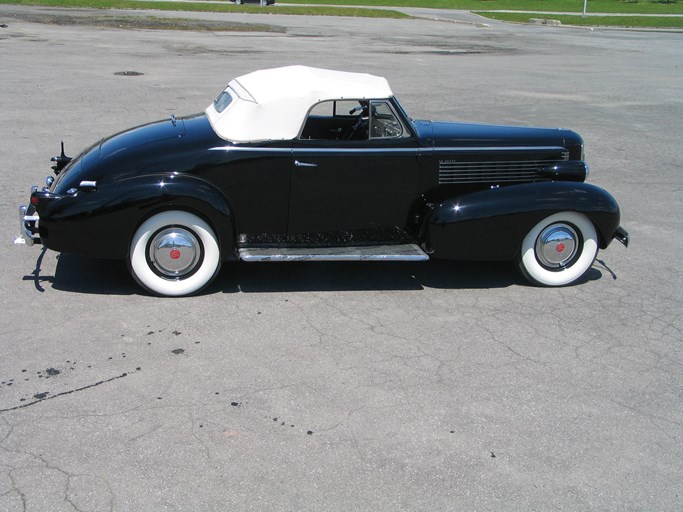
left=37, top=173, right=237, bottom=261
left=421, top=181, right=621, bottom=261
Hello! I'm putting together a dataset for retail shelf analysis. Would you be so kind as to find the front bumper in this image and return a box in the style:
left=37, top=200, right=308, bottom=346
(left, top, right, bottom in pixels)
left=14, top=202, right=41, bottom=246
left=613, top=226, right=629, bottom=248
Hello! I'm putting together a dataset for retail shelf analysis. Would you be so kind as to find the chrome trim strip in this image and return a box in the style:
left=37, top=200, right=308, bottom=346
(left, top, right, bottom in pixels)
left=209, top=146, right=419, bottom=155
left=440, top=158, right=561, bottom=166
left=209, top=146, right=292, bottom=153
left=293, top=147, right=419, bottom=155
left=239, top=244, right=429, bottom=262
left=433, top=145, right=568, bottom=153
left=210, top=145, right=567, bottom=154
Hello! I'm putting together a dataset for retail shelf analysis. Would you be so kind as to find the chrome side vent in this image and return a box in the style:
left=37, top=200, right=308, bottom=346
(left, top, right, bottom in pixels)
left=438, top=159, right=560, bottom=185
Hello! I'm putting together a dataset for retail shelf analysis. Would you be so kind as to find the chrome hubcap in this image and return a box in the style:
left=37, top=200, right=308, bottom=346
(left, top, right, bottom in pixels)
left=535, top=223, right=579, bottom=269
left=149, top=227, right=200, bottom=278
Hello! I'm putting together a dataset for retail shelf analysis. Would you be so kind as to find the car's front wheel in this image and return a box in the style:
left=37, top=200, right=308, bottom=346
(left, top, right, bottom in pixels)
left=517, top=211, right=598, bottom=287
left=129, top=210, right=220, bottom=296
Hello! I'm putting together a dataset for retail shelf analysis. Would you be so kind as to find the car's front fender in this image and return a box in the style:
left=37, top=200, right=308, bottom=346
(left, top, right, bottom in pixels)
left=422, top=181, right=621, bottom=261
left=36, top=173, right=236, bottom=261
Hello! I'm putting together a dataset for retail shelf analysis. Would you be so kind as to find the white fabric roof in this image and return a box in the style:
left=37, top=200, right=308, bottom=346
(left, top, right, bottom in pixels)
left=205, top=66, right=393, bottom=143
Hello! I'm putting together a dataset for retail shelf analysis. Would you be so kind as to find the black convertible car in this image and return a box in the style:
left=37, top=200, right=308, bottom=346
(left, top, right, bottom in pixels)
left=17, top=66, right=628, bottom=296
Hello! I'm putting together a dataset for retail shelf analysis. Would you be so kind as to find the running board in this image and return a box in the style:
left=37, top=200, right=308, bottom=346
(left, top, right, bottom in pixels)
left=238, top=244, right=429, bottom=262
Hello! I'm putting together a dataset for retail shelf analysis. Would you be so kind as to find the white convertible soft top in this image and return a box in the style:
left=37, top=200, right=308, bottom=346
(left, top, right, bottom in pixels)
left=205, top=66, right=393, bottom=143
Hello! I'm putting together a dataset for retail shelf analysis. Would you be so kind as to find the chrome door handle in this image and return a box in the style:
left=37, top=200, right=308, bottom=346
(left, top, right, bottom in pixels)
left=294, top=160, right=318, bottom=168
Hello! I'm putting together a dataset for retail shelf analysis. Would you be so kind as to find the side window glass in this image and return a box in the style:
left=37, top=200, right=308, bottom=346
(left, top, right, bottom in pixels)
left=370, top=101, right=406, bottom=139
left=300, top=100, right=365, bottom=141
left=307, top=101, right=334, bottom=117
left=334, top=100, right=363, bottom=117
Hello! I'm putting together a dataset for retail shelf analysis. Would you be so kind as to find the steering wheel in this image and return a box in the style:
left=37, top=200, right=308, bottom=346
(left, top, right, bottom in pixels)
left=346, top=117, right=369, bottom=140
left=345, top=103, right=370, bottom=140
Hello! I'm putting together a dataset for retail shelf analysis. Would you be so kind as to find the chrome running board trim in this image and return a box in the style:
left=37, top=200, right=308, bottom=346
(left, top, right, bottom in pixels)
left=239, top=244, right=429, bottom=262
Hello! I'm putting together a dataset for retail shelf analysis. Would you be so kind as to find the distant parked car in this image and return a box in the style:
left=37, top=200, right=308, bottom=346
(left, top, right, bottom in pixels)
left=17, top=66, right=628, bottom=296
left=233, top=0, right=275, bottom=5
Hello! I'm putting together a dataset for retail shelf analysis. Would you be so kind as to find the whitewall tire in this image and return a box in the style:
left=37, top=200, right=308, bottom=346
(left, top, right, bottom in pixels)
left=129, top=210, right=220, bottom=297
left=517, top=212, right=598, bottom=287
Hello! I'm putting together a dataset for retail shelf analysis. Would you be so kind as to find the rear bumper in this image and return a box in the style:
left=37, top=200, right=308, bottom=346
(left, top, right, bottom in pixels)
left=14, top=204, right=41, bottom=246
left=613, top=226, right=629, bottom=248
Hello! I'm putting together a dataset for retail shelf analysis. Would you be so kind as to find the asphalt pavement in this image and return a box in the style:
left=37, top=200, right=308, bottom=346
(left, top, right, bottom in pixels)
left=1, top=5, right=682, bottom=511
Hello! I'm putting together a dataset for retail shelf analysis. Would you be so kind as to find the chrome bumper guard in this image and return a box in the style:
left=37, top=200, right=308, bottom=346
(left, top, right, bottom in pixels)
left=14, top=204, right=41, bottom=246
left=613, top=226, right=629, bottom=248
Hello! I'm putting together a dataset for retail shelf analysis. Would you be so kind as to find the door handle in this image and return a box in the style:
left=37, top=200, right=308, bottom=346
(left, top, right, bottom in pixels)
left=294, top=160, right=318, bottom=168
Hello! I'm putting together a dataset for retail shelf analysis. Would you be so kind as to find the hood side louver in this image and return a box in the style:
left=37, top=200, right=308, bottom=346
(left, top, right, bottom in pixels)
left=439, top=155, right=569, bottom=185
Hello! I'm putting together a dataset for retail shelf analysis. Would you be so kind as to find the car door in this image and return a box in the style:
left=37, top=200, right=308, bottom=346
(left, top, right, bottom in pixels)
left=289, top=99, right=420, bottom=240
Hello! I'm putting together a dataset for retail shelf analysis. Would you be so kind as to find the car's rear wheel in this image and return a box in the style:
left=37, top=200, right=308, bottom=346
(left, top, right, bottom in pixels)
left=129, top=210, right=220, bottom=296
left=517, top=211, right=598, bottom=287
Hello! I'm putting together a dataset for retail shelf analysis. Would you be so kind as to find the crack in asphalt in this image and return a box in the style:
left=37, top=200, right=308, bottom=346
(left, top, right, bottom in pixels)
left=0, top=373, right=131, bottom=414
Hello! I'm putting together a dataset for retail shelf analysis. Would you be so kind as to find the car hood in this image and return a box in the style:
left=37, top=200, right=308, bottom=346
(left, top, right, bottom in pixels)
left=413, top=120, right=582, bottom=154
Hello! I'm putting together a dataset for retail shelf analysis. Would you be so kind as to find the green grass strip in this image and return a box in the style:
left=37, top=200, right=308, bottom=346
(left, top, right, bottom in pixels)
left=0, top=0, right=411, bottom=18
left=477, top=11, right=683, bottom=27
left=281, top=0, right=683, bottom=15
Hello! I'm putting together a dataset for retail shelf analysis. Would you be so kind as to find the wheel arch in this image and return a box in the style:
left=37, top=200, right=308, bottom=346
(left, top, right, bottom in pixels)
left=48, top=173, right=238, bottom=261
left=129, top=179, right=238, bottom=262
left=422, top=181, right=621, bottom=261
